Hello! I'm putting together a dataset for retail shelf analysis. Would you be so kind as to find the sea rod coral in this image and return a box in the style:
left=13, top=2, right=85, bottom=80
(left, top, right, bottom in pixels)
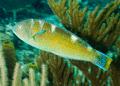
left=46, top=0, right=120, bottom=85
left=0, top=33, right=48, bottom=86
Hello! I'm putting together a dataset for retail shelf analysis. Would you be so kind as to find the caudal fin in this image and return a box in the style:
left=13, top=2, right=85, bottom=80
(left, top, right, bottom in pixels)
left=92, top=51, right=112, bottom=71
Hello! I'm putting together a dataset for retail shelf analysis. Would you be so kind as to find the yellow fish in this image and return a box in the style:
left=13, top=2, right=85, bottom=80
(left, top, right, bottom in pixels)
left=12, top=19, right=112, bottom=70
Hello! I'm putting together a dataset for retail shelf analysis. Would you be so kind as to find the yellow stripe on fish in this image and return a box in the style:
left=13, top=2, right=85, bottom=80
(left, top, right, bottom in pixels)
left=12, top=19, right=112, bottom=70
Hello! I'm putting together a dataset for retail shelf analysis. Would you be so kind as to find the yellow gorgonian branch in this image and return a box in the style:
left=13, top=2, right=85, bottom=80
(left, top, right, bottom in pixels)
left=48, top=0, right=120, bottom=53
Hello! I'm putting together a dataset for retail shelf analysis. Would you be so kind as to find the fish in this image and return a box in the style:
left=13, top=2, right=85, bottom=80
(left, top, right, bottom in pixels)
left=12, top=19, right=112, bottom=70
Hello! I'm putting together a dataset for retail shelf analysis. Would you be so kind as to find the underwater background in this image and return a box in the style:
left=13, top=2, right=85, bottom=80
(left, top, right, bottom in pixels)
left=0, top=0, right=120, bottom=86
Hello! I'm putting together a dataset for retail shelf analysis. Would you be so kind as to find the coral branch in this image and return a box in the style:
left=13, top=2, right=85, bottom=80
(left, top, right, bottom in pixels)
left=40, top=64, right=47, bottom=86
left=12, top=63, right=22, bottom=86
left=29, top=68, right=36, bottom=86
left=36, top=51, right=90, bottom=86
left=48, top=0, right=120, bottom=85
left=0, top=41, right=8, bottom=86
left=23, top=78, right=29, bottom=86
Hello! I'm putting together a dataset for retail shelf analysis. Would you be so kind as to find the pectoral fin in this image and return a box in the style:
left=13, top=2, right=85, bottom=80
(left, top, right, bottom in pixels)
left=32, top=29, right=46, bottom=39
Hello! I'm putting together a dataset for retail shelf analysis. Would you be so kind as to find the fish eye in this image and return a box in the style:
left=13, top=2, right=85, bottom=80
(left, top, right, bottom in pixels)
left=18, top=25, right=22, bottom=30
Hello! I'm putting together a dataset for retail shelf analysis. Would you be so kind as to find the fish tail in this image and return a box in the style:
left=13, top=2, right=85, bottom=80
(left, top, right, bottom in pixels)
left=92, top=51, right=112, bottom=71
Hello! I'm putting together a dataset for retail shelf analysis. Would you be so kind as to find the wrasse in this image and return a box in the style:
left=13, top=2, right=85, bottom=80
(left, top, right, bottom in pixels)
left=12, top=19, right=112, bottom=70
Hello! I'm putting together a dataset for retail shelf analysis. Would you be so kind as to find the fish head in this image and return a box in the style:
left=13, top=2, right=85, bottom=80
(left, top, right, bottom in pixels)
left=12, top=19, right=33, bottom=41
left=12, top=19, right=53, bottom=49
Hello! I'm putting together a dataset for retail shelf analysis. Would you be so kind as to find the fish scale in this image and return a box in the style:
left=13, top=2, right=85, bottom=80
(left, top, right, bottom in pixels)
left=13, top=19, right=112, bottom=70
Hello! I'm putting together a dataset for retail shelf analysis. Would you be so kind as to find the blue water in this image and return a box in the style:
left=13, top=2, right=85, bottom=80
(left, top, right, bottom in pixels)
left=0, top=0, right=115, bottom=22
